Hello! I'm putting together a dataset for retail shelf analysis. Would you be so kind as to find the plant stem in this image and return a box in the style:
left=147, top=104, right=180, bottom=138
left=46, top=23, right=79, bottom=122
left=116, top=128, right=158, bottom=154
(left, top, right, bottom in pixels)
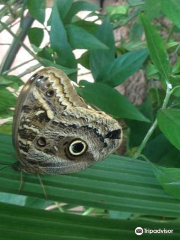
left=0, top=19, right=34, bottom=56
left=0, top=9, right=21, bottom=33
left=0, top=19, right=48, bottom=72
left=18, top=63, right=41, bottom=78
left=134, top=84, right=173, bottom=158
left=152, top=79, right=161, bottom=107
left=1, top=0, right=16, bottom=18
left=0, top=16, right=35, bottom=74
left=3, top=59, right=34, bottom=75
left=166, top=24, right=174, bottom=43
left=134, top=119, right=158, bottom=158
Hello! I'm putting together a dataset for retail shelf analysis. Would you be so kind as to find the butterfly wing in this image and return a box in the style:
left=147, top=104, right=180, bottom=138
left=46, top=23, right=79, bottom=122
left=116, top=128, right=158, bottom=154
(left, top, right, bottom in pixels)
left=13, top=67, right=87, bottom=172
left=26, top=107, right=122, bottom=174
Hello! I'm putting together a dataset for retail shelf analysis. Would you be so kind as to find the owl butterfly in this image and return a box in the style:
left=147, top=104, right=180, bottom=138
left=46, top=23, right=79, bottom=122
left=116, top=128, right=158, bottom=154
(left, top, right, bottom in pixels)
left=12, top=67, right=122, bottom=175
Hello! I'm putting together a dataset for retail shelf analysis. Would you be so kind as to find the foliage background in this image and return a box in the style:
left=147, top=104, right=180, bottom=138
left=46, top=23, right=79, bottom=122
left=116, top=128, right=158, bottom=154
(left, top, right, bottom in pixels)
left=1, top=0, right=180, bottom=239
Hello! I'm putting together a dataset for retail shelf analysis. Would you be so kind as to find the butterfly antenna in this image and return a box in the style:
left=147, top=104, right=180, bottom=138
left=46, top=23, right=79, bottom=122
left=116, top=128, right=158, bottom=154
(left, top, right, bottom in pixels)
left=37, top=174, right=48, bottom=199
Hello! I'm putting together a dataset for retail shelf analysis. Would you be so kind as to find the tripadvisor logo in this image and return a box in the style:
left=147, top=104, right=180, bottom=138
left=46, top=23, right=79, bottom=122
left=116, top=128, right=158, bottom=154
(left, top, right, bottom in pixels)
left=135, top=227, right=173, bottom=235
left=135, top=227, right=143, bottom=235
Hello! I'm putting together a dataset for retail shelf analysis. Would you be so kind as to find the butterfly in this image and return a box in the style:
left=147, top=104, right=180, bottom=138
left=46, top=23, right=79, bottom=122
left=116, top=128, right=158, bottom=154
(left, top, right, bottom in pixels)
left=12, top=67, right=122, bottom=175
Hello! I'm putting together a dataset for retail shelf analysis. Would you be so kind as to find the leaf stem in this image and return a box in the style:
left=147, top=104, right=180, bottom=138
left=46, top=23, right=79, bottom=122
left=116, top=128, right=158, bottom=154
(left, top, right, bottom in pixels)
left=134, top=84, right=173, bottom=158
left=17, top=63, right=41, bottom=78
left=134, top=119, right=158, bottom=158
left=166, top=24, right=174, bottom=43
left=1, top=0, right=16, bottom=18
left=3, top=59, right=35, bottom=75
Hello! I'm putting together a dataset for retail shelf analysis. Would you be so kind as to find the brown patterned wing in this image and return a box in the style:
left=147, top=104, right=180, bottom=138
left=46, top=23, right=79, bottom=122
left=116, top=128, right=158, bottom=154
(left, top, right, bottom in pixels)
left=26, top=107, right=122, bottom=174
left=12, top=67, right=87, bottom=171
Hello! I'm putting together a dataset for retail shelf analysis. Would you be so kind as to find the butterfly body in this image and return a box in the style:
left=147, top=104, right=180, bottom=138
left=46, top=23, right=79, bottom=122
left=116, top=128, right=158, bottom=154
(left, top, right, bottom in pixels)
left=12, top=67, right=122, bottom=174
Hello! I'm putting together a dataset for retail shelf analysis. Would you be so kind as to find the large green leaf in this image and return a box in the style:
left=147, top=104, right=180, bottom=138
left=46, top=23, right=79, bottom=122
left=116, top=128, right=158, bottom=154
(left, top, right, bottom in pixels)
left=1, top=202, right=180, bottom=240
left=50, top=2, right=76, bottom=75
left=96, top=49, right=149, bottom=87
left=161, top=0, right=180, bottom=29
left=140, top=13, right=171, bottom=82
left=157, top=109, right=180, bottom=151
left=27, top=0, right=45, bottom=24
left=77, top=82, right=149, bottom=122
left=1, top=134, right=180, bottom=218
left=64, top=1, right=98, bottom=23
left=90, top=18, right=115, bottom=80
left=66, top=24, right=108, bottom=50
left=56, top=0, right=73, bottom=20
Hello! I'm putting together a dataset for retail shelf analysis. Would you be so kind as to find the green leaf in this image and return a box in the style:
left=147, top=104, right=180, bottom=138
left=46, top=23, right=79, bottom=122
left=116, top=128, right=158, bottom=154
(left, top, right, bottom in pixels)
left=0, top=192, right=53, bottom=209
left=130, top=23, right=144, bottom=41
left=1, top=133, right=180, bottom=218
left=143, top=0, right=161, bottom=20
left=144, top=134, right=180, bottom=168
left=153, top=165, right=180, bottom=201
left=173, top=57, right=180, bottom=74
left=67, top=24, right=108, bottom=50
left=47, top=0, right=73, bottom=25
left=90, top=18, right=115, bottom=80
left=27, top=0, right=45, bottom=24
left=0, top=76, right=13, bottom=85
left=64, top=1, right=98, bottom=23
left=140, top=13, right=171, bottom=82
left=1, top=202, right=180, bottom=240
left=126, top=98, right=153, bottom=147
left=109, top=210, right=132, bottom=220
left=157, top=109, right=180, bottom=151
left=161, top=0, right=180, bottom=29
left=39, top=58, right=77, bottom=75
left=28, top=27, right=44, bottom=47
left=0, top=89, right=16, bottom=118
left=0, top=121, right=12, bottom=135
left=77, top=82, right=149, bottom=122
left=123, top=41, right=147, bottom=51
left=78, top=51, right=90, bottom=69
left=97, top=49, right=149, bottom=87
left=0, top=75, right=23, bottom=90
left=0, top=193, right=51, bottom=209
left=37, top=47, right=54, bottom=61
left=146, top=62, right=159, bottom=79
left=50, top=2, right=76, bottom=76
left=106, top=5, right=129, bottom=16
left=0, top=193, right=27, bottom=206
left=56, top=0, right=73, bottom=20
left=73, top=20, right=99, bottom=35
left=127, top=0, right=145, bottom=6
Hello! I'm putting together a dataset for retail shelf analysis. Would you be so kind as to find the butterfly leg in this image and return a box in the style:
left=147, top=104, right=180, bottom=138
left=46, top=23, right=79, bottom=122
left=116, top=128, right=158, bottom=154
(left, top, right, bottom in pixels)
left=18, top=169, right=23, bottom=194
left=37, top=174, right=48, bottom=199
left=12, top=161, right=24, bottom=194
